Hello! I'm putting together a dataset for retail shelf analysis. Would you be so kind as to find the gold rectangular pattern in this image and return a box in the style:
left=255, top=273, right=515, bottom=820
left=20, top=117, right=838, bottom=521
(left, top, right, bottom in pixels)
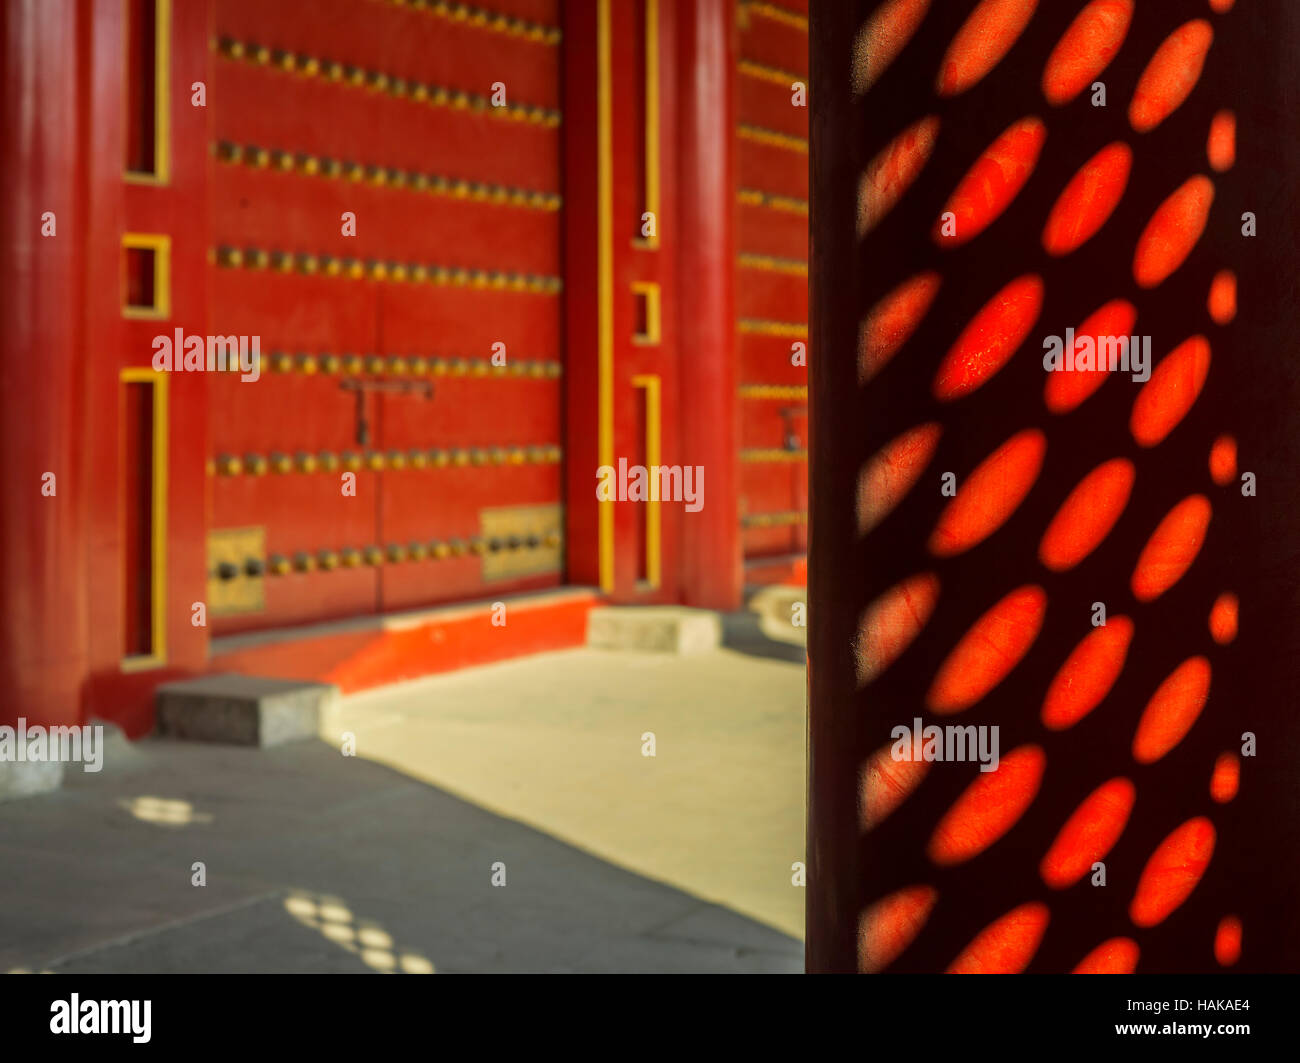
left=207, top=526, right=265, bottom=615
left=479, top=504, right=563, bottom=581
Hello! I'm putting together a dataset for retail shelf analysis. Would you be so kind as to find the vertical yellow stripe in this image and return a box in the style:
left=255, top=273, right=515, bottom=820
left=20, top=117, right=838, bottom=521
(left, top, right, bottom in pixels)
left=152, top=372, right=169, bottom=661
left=597, top=0, right=614, bottom=592
left=632, top=375, right=662, bottom=588
left=156, top=0, right=171, bottom=183
left=124, top=0, right=171, bottom=185
left=643, top=0, right=660, bottom=248
left=120, top=368, right=169, bottom=670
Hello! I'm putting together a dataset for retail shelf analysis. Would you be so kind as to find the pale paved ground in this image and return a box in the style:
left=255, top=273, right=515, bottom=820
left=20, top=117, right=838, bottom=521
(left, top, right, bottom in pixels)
left=0, top=601, right=806, bottom=973
left=330, top=636, right=807, bottom=939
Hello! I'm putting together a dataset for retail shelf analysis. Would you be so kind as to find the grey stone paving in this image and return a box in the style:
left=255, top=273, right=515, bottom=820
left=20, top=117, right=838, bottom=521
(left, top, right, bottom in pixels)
left=0, top=633, right=805, bottom=974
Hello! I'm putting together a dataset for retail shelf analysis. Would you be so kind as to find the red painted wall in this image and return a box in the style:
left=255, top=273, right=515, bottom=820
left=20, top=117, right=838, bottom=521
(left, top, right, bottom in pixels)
left=1, top=0, right=770, bottom=734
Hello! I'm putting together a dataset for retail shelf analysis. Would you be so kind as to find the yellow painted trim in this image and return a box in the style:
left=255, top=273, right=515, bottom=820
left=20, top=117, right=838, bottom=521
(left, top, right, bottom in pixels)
left=597, top=0, right=614, bottom=593
left=737, top=124, right=808, bottom=154
left=737, top=252, right=808, bottom=276
left=738, top=318, right=808, bottom=338
left=736, top=188, right=808, bottom=215
left=741, top=1, right=808, bottom=32
left=738, top=384, right=808, bottom=400
left=120, top=368, right=169, bottom=670
left=737, top=58, right=806, bottom=89
left=125, top=0, right=171, bottom=184
left=631, top=375, right=662, bottom=589
left=640, top=0, right=661, bottom=250
left=121, top=232, right=171, bottom=319
left=741, top=448, right=808, bottom=463
left=631, top=281, right=662, bottom=346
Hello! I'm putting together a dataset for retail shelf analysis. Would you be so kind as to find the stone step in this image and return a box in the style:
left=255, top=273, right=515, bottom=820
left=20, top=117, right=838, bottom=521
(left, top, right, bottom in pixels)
left=155, top=674, right=339, bottom=747
left=586, top=606, right=721, bottom=654
left=747, top=583, right=806, bottom=624
left=0, top=759, right=63, bottom=803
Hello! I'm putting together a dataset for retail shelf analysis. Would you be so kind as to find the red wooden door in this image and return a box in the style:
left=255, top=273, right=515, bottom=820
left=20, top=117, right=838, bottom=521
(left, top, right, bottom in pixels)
left=207, top=0, right=567, bottom=635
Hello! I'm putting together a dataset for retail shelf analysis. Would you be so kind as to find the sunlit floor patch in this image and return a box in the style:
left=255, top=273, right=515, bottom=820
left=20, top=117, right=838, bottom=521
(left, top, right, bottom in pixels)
left=327, top=647, right=807, bottom=940
left=283, top=890, right=435, bottom=974
left=118, top=796, right=214, bottom=827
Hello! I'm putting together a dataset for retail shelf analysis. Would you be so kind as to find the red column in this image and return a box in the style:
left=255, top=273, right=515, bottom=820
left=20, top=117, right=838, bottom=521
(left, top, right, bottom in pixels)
left=562, top=1, right=603, bottom=592
left=0, top=0, right=91, bottom=729
left=676, top=0, right=742, bottom=611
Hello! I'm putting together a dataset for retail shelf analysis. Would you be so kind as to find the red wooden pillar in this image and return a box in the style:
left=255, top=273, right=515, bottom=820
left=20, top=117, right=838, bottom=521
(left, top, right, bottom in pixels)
left=676, top=0, right=742, bottom=611
left=80, top=0, right=212, bottom=736
left=565, top=0, right=740, bottom=608
left=0, top=0, right=92, bottom=729
left=805, top=0, right=858, bottom=974
left=562, top=0, right=605, bottom=593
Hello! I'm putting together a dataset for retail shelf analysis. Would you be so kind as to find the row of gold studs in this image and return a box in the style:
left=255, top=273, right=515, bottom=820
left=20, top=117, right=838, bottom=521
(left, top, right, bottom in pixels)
left=225, top=530, right=565, bottom=577
left=737, top=318, right=808, bottom=338
left=215, top=140, right=563, bottom=211
left=739, top=1, right=807, bottom=33
left=740, top=449, right=808, bottom=463
left=736, top=188, right=808, bottom=215
left=254, top=352, right=563, bottom=378
left=738, top=384, right=807, bottom=400
left=212, top=246, right=563, bottom=293
left=742, top=510, right=808, bottom=528
left=737, top=59, right=808, bottom=89
left=737, top=124, right=808, bottom=154
left=737, top=252, right=808, bottom=276
left=215, top=36, right=562, bottom=126
left=211, top=446, right=563, bottom=477
left=369, top=0, right=561, bottom=44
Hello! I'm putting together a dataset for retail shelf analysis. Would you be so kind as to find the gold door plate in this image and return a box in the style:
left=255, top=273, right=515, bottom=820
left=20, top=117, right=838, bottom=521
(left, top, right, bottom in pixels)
left=207, top=526, right=266, bottom=615
left=479, top=504, right=564, bottom=581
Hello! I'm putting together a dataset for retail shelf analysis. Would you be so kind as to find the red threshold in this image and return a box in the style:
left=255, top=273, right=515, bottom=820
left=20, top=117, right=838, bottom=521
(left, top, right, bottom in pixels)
left=208, top=588, right=600, bottom=695
left=745, top=554, right=808, bottom=588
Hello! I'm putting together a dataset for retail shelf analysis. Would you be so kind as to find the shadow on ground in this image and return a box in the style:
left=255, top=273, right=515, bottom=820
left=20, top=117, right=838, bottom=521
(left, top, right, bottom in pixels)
left=0, top=737, right=802, bottom=974
left=719, top=585, right=808, bottom=665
